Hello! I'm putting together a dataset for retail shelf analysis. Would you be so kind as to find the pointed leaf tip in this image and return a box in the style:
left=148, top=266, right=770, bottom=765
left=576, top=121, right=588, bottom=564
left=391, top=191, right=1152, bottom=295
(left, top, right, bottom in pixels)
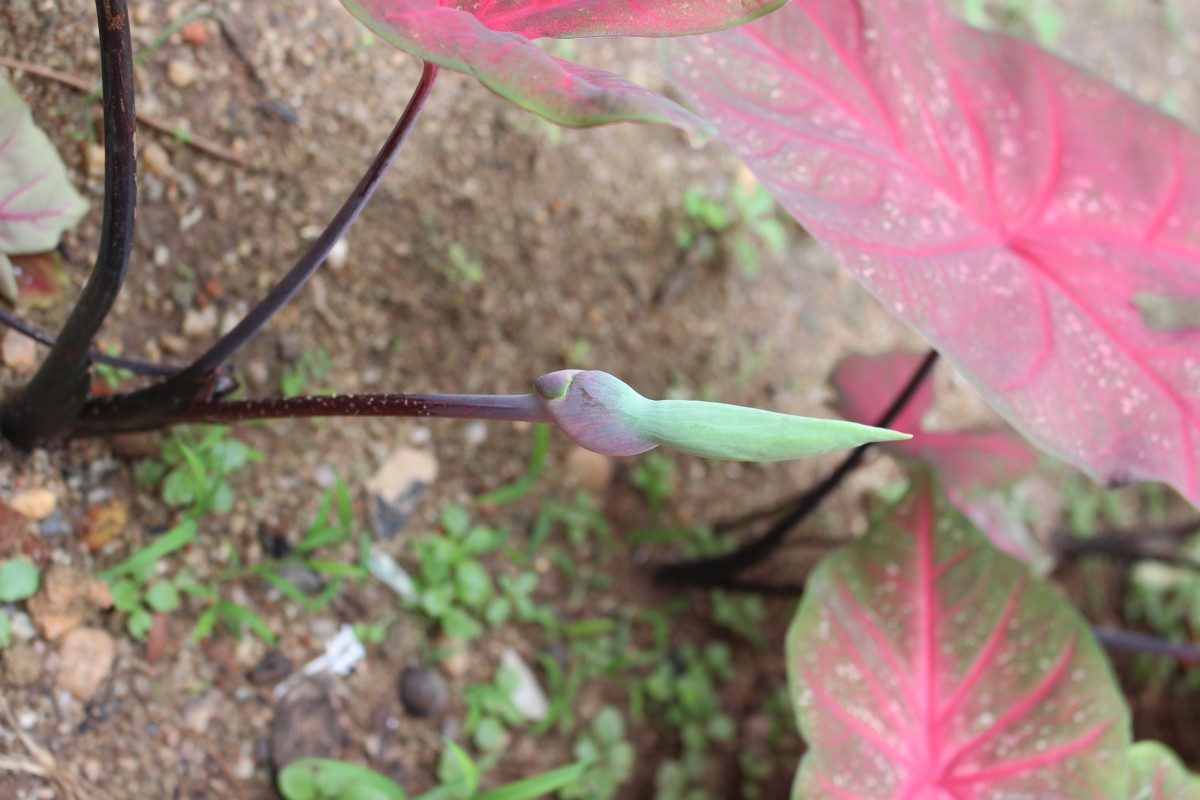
left=536, top=370, right=911, bottom=462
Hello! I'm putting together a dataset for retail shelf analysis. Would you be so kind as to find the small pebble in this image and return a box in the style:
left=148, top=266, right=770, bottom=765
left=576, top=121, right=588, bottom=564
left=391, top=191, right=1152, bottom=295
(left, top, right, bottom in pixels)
left=181, top=19, right=210, bottom=47
left=167, top=59, right=199, bottom=88
left=160, top=333, right=189, bottom=355
left=10, top=488, right=56, bottom=521
left=82, top=758, right=103, bottom=783
left=565, top=447, right=614, bottom=492
left=367, top=447, right=439, bottom=540
left=85, top=143, right=105, bottom=180
left=439, top=647, right=469, bottom=680
left=38, top=510, right=73, bottom=538
left=500, top=647, right=548, bottom=721
left=327, top=238, right=349, bottom=271
left=246, top=650, right=293, bottom=686
left=234, top=754, right=255, bottom=780
left=1, top=330, right=37, bottom=374
left=141, top=141, right=171, bottom=178
left=398, top=666, right=448, bottom=718
left=182, top=305, right=218, bottom=339
left=246, top=360, right=270, bottom=387
left=2, top=642, right=42, bottom=687
left=55, top=628, right=116, bottom=701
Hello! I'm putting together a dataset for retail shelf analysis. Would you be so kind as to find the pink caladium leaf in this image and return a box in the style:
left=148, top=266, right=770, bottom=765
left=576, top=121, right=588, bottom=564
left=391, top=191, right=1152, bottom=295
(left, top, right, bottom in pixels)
left=832, top=351, right=1038, bottom=494
left=1127, top=741, right=1200, bottom=799
left=787, top=476, right=1130, bottom=799
left=342, top=0, right=785, bottom=139
left=831, top=351, right=1049, bottom=568
left=663, top=1, right=1200, bottom=505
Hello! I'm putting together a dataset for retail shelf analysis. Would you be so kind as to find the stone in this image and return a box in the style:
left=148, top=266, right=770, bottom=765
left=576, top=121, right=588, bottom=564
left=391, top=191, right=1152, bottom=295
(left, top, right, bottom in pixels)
left=85, top=143, right=105, bottom=180
left=271, top=564, right=323, bottom=594
left=182, top=305, right=218, bottom=339
left=366, top=546, right=416, bottom=602
left=141, top=141, right=171, bottom=178
left=37, top=510, right=73, bottom=539
left=367, top=447, right=438, bottom=540
left=1, top=330, right=36, bottom=374
left=2, top=642, right=42, bottom=687
left=184, top=689, right=222, bottom=734
left=55, top=628, right=116, bottom=701
left=326, top=238, right=349, bottom=271
left=270, top=679, right=345, bottom=770
left=439, top=642, right=469, bottom=681
left=167, top=59, right=199, bottom=88
left=10, top=488, right=55, bottom=521
left=565, top=446, right=614, bottom=492
left=26, top=564, right=112, bottom=641
left=398, top=666, right=447, bottom=718
left=82, top=499, right=128, bottom=551
left=500, top=647, right=548, bottom=722
left=245, top=360, right=270, bottom=388
left=180, top=19, right=210, bottom=46
left=159, top=333, right=188, bottom=355
left=245, top=650, right=293, bottom=686
left=82, top=758, right=103, bottom=783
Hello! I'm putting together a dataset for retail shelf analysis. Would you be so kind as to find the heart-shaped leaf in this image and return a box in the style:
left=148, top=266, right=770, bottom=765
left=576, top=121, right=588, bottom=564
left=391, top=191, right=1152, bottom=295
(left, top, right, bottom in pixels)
left=342, top=0, right=786, bottom=139
left=787, top=475, right=1129, bottom=798
left=0, top=76, right=88, bottom=267
left=1127, top=741, right=1200, bottom=799
left=663, top=1, right=1200, bottom=505
left=832, top=351, right=1049, bottom=569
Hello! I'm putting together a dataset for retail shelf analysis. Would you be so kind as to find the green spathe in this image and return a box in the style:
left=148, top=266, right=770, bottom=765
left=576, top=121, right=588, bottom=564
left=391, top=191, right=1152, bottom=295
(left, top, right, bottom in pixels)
left=535, top=370, right=909, bottom=462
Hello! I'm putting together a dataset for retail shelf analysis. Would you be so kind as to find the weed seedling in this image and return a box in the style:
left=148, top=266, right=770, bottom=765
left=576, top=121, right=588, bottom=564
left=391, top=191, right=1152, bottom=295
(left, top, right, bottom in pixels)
left=277, top=742, right=586, bottom=800
left=408, top=505, right=520, bottom=641
left=639, top=643, right=736, bottom=800
left=559, top=705, right=635, bottom=800
left=674, top=176, right=790, bottom=279
left=136, top=426, right=262, bottom=517
left=280, top=347, right=333, bottom=398
left=0, top=558, right=40, bottom=647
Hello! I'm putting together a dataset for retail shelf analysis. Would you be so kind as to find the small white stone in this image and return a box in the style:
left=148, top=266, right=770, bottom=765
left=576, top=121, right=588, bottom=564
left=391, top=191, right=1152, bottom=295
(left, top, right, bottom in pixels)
left=182, top=305, right=218, bottom=339
left=167, top=59, right=199, bottom=88
left=1, top=330, right=37, bottom=374
left=326, top=238, right=349, bottom=271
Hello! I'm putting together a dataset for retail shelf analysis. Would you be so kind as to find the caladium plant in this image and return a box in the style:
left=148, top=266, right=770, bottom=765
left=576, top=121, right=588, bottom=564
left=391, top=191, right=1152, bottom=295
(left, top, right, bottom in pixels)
left=3, top=1, right=1200, bottom=797
left=662, top=0, right=1200, bottom=507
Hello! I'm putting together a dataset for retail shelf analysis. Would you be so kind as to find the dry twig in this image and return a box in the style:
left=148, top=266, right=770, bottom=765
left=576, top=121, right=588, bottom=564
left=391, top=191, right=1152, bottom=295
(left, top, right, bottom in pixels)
left=0, top=55, right=249, bottom=167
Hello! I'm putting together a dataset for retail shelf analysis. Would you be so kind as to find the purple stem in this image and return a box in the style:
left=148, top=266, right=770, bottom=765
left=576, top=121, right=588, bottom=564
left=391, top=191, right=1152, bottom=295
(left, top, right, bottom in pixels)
left=159, top=392, right=550, bottom=427
left=1093, top=627, right=1200, bottom=663
left=78, top=62, right=440, bottom=433
left=0, top=306, right=177, bottom=377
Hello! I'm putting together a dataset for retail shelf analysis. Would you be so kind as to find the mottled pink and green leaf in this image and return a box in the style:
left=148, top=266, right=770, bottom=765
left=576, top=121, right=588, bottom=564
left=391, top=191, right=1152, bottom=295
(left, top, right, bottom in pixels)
left=663, top=0, right=1200, bottom=506
left=1127, top=741, right=1200, bottom=800
left=787, top=477, right=1129, bottom=798
left=341, top=0, right=786, bottom=137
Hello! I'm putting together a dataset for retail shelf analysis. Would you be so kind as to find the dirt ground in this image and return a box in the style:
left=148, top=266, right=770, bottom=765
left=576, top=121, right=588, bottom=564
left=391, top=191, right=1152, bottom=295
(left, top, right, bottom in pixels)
left=1, top=0, right=1199, bottom=798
